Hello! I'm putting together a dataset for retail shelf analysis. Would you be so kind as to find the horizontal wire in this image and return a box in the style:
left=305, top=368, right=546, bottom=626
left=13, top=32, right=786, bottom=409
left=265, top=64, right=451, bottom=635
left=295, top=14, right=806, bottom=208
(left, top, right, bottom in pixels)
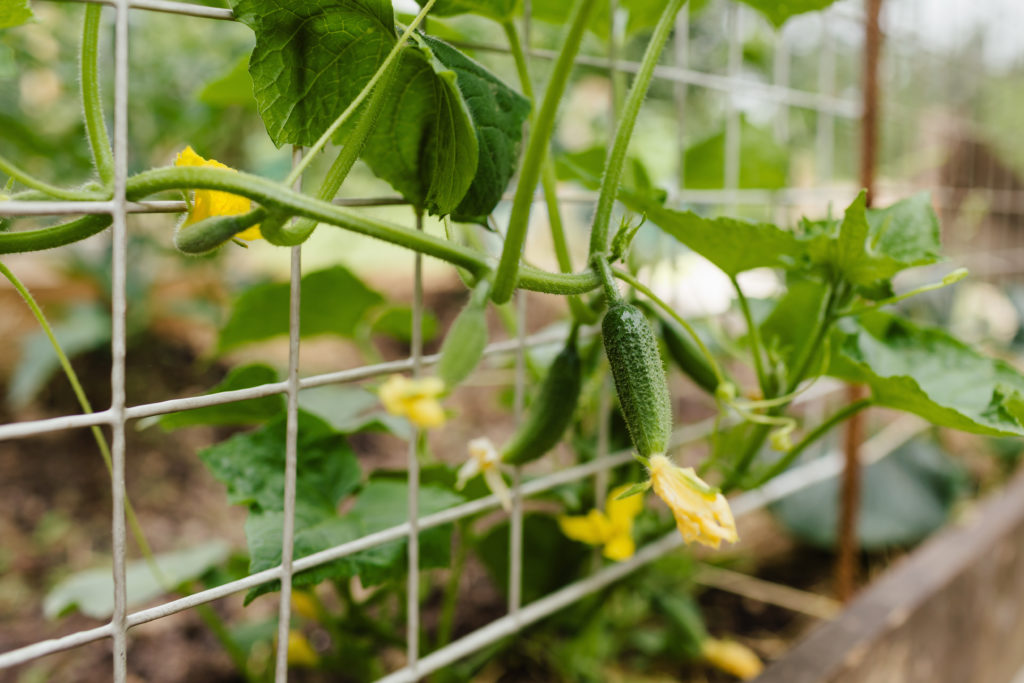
left=0, top=379, right=849, bottom=670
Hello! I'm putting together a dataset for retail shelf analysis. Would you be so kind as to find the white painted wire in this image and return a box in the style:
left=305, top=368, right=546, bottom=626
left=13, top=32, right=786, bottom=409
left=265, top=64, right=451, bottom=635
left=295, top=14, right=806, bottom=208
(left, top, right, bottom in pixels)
left=109, top=0, right=130, bottom=679
left=406, top=210, right=425, bottom=672
left=272, top=148, right=304, bottom=682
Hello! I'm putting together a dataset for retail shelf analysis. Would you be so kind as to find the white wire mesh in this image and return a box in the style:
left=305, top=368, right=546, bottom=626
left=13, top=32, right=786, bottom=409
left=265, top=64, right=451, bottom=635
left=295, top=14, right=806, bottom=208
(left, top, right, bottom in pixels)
left=0, top=0, right=1013, bottom=679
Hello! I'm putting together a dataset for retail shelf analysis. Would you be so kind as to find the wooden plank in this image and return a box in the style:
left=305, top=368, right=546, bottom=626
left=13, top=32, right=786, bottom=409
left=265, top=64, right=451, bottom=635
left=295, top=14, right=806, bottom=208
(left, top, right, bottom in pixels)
left=755, top=468, right=1024, bottom=683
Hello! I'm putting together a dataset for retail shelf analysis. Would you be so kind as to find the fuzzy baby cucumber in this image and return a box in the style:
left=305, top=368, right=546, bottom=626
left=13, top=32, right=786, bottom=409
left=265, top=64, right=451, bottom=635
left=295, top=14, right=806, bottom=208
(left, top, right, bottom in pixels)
left=602, top=302, right=673, bottom=457
left=437, top=280, right=491, bottom=388
left=636, top=300, right=719, bottom=396
left=501, top=329, right=582, bottom=466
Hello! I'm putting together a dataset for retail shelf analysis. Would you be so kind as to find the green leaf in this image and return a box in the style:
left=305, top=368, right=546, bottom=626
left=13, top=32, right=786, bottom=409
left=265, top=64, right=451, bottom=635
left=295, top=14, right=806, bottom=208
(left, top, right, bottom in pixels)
left=298, top=384, right=413, bottom=439
left=419, top=34, right=530, bottom=224
left=7, top=304, right=110, bottom=410
left=735, top=0, right=839, bottom=28
left=682, top=117, right=789, bottom=190
left=199, top=410, right=361, bottom=513
left=196, top=54, right=255, bottom=108
left=477, top=514, right=589, bottom=604
left=805, top=192, right=942, bottom=291
left=0, top=0, right=33, bottom=30
left=770, top=437, right=965, bottom=549
left=533, top=0, right=679, bottom=39
left=44, top=541, right=230, bottom=619
left=760, top=275, right=830, bottom=372
left=244, top=479, right=463, bottom=601
left=217, top=266, right=384, bottom=352
left=230, top=0, right=396, bottom=147
left=358, top=33, right=478, bottom=216
left=156, top=364, right=284, bottom=431
left=428, top=0, right=519, bottom=21
left=371, top=305, right=439, bottom=344
left=647, top=205, right=807, bottom=277
left=831, top=312, right=1024, bottom=436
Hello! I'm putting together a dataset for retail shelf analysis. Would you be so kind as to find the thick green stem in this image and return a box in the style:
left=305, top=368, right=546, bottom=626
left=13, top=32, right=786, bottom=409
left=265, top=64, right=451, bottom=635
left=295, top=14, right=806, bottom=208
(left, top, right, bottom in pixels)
left=0, top=260, right=162, bottom=580
left=747, top=398, right=872, bottom=488
left=591, top=253, right=622, bottom=305
left=588, top=0, right=687, bottom=256
left=612, top=266, right=725, bottom=388
left=0, top=214, right=112, bottom=253
left=0, top=154, right=105, bottom=201
left=491, top=0, right=599, bottom=304
left=81, top=3, right=114, bottom=186
left=503, top=19, right=595, bottom=324
left=730, top=275, right=771, bottom=397
left=284, top=0, right=437, bottom=186
left=282, top=60, right=399, bottom=245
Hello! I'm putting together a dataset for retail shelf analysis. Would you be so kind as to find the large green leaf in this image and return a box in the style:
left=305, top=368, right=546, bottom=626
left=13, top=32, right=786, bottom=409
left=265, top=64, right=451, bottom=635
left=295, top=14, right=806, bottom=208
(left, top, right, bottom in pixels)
left=831, top=312, right=1024, bottom=436
left=359, top=34, right=478, bottom=215
left=44, top=541, right=230, bottom=619
left=156, top=364, right=284, bottom=431
left=0, top=0, right=33, bottom=30
left=736, top=0, right=839, bottom=28
left=217, top=266, right=384, bottom=352
left=682, top=117, right=789, bottom=190
left=200, top=410, right=361, bottom=513
left=429, top=0, right=519, bottom=21
left=197, top=54, right=256, bottom=109
left=420, top=34, right=530, bottom=223
left=244, top=480, right=463, bottom=601
left=770, top=438, right=965, bottom=550
left=230, top=0, right=396, bottom=147
left=804, top=192, right=942, bottom=292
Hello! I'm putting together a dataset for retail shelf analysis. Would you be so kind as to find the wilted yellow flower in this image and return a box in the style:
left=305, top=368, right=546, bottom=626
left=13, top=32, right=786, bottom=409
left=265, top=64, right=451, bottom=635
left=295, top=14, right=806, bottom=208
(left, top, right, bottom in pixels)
left=174, top=145, right=260, bottom=240
left=558, top=484, right=644, bottom=561
left=285, top=630, right=319, bottom=668
left=378, top=374, right=446, bottom=429
left=702, top=638, right=763, bottom=680
left=648, top=455, right=737, bottom=549
left=456, top=437, right=511, bottom=511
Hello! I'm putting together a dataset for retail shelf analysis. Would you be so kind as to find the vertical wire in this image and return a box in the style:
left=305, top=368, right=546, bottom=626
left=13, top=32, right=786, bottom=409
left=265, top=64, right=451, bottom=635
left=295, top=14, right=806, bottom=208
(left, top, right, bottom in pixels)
left=816, top=15, right=836, bottom=187
left=772, top=24, right=791, bottom=229
left=724, top=3, right=742, bottom=214
left=109, top=1, right=130, bottom=680
left=407, top=211, right=424, bottom=671
left=273, top=147, right=304, bottom=682
left=508, top=1, right=532, bottom=619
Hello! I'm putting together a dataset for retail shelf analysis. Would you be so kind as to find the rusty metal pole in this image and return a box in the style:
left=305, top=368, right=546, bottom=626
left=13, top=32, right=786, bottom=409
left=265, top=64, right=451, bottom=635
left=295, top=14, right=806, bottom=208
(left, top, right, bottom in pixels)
left=836, top=0, right=883, bottom=603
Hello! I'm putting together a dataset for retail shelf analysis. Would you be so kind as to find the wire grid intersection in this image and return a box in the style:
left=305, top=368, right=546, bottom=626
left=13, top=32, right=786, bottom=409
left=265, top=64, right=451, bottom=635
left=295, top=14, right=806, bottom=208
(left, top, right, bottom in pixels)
left=0, top=1, right=938, bottom=680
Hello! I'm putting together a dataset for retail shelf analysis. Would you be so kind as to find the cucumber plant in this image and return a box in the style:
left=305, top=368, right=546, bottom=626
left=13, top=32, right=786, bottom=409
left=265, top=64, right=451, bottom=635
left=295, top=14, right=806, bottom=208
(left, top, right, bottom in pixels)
left=4, top=0, right=1024, bottom=678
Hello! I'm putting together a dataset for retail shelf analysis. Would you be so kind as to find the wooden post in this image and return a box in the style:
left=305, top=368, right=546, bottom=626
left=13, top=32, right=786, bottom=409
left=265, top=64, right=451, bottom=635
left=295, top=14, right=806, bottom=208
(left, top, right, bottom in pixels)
left=836, top=0, right=883, bottom=604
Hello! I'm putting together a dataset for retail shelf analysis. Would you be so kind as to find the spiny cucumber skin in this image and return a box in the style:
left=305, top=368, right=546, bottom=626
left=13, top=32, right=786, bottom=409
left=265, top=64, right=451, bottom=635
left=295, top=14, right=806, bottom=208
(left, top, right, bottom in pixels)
left=501, top=338, right=582, bottom=466
left=602, top=303, right=673, bottom=457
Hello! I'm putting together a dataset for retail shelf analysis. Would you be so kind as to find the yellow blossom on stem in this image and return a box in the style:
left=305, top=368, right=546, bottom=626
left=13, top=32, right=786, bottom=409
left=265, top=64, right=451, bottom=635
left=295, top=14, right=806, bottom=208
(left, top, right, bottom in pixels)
left=648, top=454, right=738, bottom=549
left=378, top=374, right=446, bottom=429
left=174, top=145, right=260, bottom=240
left=558, top=484, right=644, bottom=561
left=284, top=630, right=319, bottom=668
left=456, top=437, right=512, bottom=511
left=701, top=638, right=763, bottom=680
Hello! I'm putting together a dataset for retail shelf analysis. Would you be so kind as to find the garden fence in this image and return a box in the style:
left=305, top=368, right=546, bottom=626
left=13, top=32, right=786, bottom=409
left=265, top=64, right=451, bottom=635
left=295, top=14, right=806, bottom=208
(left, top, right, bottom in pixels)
left=0, top=0, right=1020, bottom=680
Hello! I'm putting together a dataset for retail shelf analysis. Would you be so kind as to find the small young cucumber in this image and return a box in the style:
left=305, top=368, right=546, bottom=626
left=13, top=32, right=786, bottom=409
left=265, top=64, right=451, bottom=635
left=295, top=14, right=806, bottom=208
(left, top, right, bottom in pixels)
left=636, top=300, right=719, bottom=396
left=437, top=280, right=491, bottom=388
left=501, top=330, right=582, bottom=466
left=602, top=302, right=672, bottom=457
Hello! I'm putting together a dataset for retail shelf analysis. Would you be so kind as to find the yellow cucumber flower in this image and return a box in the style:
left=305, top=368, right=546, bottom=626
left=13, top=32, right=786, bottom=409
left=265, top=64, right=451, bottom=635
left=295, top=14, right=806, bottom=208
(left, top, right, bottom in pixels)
left=289, top=591, right=319, bottom=621
left=648, top=455, right=738, bottom=549
left=456, top=437, right=512, bottom=512
left=174, top=145, right=260, bottom=240
left=378, top=374, right=446, bottom=429
left=701, top=638, right=763, bottom=680
left=284, top=630, right=319, bottom=668
left=558, top=484, right=644, bottom=561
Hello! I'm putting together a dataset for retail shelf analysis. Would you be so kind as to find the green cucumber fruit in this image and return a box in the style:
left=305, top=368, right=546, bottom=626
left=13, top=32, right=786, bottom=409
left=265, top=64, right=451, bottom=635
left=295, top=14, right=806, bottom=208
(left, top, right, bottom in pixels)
left=602, top=302, right=672, bottom=457
left=636, top=300, right=719, bottom=395
left=437, top=281, right=491, bottom=388
left=501, top=330, right=582, bottom=466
